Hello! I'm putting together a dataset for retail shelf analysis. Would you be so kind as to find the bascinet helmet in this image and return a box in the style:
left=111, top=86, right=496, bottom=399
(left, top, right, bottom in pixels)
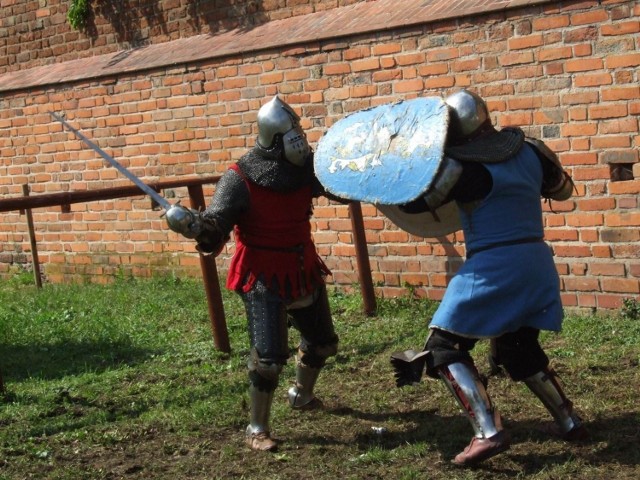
left=444, top=89, right=490, bottom=144
left=256, top=95, right=310, bottom=166
left=444, top=89, right=524, bottom=163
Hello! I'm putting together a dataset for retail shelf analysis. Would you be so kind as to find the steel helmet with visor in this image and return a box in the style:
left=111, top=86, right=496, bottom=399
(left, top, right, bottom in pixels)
left=256, top=96, right=310, bottom=166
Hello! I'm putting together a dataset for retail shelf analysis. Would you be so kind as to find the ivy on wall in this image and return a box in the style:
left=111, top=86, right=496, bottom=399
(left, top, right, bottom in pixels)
left=67, top=0, right=91, bottom=30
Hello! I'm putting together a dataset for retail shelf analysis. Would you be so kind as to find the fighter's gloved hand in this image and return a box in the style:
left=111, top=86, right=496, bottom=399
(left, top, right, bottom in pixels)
left=165, top=204, right=204, bottom=239
left=542, top=169, right=574, bottom=201
left=194, top=227, right=229, bottom=257
left=390, top=349, right=428, bottom=387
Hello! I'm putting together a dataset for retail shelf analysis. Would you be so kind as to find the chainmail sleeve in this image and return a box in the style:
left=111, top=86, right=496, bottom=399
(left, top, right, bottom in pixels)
left=196, top=168, right=250, bottom=255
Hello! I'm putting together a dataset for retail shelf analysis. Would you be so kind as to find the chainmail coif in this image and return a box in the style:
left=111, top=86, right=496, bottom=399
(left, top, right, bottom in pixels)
left=237, top=147, right=315, bottom=193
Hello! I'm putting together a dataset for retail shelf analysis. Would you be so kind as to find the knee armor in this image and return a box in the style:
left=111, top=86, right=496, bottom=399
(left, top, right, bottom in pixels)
left=248, top=347, right=283, bottom=392
left=288, top=285, right=339, bottom=369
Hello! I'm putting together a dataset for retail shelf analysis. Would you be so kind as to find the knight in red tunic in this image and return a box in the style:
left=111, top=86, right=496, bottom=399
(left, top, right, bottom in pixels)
left=196, top=96, right=340, bottom=452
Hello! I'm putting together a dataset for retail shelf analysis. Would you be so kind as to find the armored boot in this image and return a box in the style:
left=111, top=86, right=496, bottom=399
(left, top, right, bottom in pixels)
left=246, top=384, right=278, bottom=451
left=288, top=351, right=323, bottom=410
left=523, top=367, right=589, bottom=441
left=439, top=362, right=510, bottom=466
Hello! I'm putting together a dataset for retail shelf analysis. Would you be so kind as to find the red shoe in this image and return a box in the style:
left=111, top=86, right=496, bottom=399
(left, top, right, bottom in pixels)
left=453, top=431, right=510, bottom=466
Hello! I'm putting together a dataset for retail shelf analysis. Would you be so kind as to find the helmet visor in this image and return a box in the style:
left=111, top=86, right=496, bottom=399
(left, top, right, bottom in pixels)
left=283, top=125, right=310, bottom=166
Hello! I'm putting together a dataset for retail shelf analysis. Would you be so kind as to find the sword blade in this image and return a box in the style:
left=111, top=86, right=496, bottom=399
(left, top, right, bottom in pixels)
left=50, top=112, right=173, bottom=211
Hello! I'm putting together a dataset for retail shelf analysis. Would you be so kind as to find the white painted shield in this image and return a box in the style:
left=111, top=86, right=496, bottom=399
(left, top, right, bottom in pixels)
left=314, top=97, right=449, bottom=205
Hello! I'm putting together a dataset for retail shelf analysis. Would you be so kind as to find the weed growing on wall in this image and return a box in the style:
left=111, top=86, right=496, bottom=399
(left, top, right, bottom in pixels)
left=67, top=0, right=91, bottom=30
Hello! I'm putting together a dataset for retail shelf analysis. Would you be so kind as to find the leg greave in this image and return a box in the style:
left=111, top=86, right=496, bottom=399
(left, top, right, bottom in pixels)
left=439, top=362, right=502, bottom=439
left=247, top=347, right=283, bottom=434
left=288, top=350, right=322, bottom=408
left=523, top=368, right=583, bottom=434
left=247, top=383, right=275, bottom=435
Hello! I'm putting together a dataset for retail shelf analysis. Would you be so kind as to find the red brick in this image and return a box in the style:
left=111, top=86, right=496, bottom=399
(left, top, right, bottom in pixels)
left=596, top=295, right=625, bottom=310
left=394, top=78, right=425, bottom=93
left=324, top=63, right=351, bottom=75
left=426, top=47, right=459, bottom=62
left=351, top=58, right=380, bottom=72
left=563, top=277, right=600, bottom=291
left=574, top=73, right=612, bottom=87
left=343, top=46, right=371, bottom=61
left=589, top=104, right=627, bottom=119
left=601, top=21, right=640, bottom=36
left=538, top=46, right=572, bottom=61
left=602, top=85, right=640, bottom=101
left=565, top=58, right=604, bottom=72
left=372, top=43, right=402, bottom=56
left=395, top=53, right=425, bottom=66
left=605, top=212, right=640, bottom=227
left=532, top=15, right=570, bottom=31
left=508, top=34, right=544, bottom=50
left=601, top=278, right=640, bottom=294
left=499, top=51, right=535, bottom=66
left=605, top=53, right=640, bottom=68
left=571, top=10, right=609, bottom=26
left=561, top=123, right=598, bottom=137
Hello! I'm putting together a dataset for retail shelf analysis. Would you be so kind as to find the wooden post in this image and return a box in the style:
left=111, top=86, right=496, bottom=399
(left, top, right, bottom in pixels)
left=22, top=184, right=42, bottom=288
left=348, top=202, right=377, bottom=316
left=187, top=185, right=231, bottom=353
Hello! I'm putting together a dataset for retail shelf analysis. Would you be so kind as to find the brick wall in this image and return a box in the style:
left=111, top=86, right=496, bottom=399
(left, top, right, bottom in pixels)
left=0, top=0, right=368, bottom=75
left=0, top=0, right=639, bottom=310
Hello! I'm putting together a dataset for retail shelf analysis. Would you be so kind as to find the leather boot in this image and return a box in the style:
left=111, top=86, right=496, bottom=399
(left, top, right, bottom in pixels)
left=454, top=431, right=510, bottom=466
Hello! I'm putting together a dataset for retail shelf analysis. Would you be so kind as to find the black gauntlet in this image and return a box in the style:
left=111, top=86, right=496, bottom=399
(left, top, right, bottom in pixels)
left=195, top=218, right=229, bottom=256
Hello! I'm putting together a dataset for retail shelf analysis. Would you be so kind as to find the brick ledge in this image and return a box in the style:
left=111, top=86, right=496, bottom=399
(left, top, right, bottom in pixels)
left=0, top=0, right=554, bottom=93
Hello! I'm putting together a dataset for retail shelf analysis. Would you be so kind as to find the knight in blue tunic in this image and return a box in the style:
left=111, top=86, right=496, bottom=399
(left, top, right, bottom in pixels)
left=392, top=89, right=588, bottom=467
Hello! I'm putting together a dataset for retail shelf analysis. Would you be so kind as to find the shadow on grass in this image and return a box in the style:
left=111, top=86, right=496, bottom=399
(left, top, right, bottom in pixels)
left=0, top=340, right=160, bottom=382
left=299, top=405, right=465, bottom=458
left=293, top=405, right=639, bottom=473
left=509, top=414, right=640, bottom=469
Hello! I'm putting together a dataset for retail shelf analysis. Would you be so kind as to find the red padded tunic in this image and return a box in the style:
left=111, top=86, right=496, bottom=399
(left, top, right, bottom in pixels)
left=225, top=164, right=330, bottom=299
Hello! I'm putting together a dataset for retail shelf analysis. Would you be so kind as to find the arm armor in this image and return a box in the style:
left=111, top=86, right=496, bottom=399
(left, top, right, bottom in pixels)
left=525, top=137, right=574, bottom=201
left=398, top=156, right=463, bottom=214
left=422, top=156, right=463, bottom=211
left=197, top=169, right=250, bottom=256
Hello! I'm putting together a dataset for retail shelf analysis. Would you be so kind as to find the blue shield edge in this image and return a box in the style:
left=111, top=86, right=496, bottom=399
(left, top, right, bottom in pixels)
left=314, top=97, right=449, bottom=205
left=376, top=201, right=462, bottom=238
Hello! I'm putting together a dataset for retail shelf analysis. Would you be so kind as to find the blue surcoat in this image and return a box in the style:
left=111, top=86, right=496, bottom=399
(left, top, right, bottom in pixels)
left=430, top=144, right=563, bottom=338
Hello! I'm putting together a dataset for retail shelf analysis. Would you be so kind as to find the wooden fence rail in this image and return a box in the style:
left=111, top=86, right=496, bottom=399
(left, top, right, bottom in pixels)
left=0, top=177, right=376, bottom=388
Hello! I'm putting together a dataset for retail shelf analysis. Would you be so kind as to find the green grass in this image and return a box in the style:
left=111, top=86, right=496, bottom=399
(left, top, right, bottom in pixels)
left=1, top=276, right=639, bottom=479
